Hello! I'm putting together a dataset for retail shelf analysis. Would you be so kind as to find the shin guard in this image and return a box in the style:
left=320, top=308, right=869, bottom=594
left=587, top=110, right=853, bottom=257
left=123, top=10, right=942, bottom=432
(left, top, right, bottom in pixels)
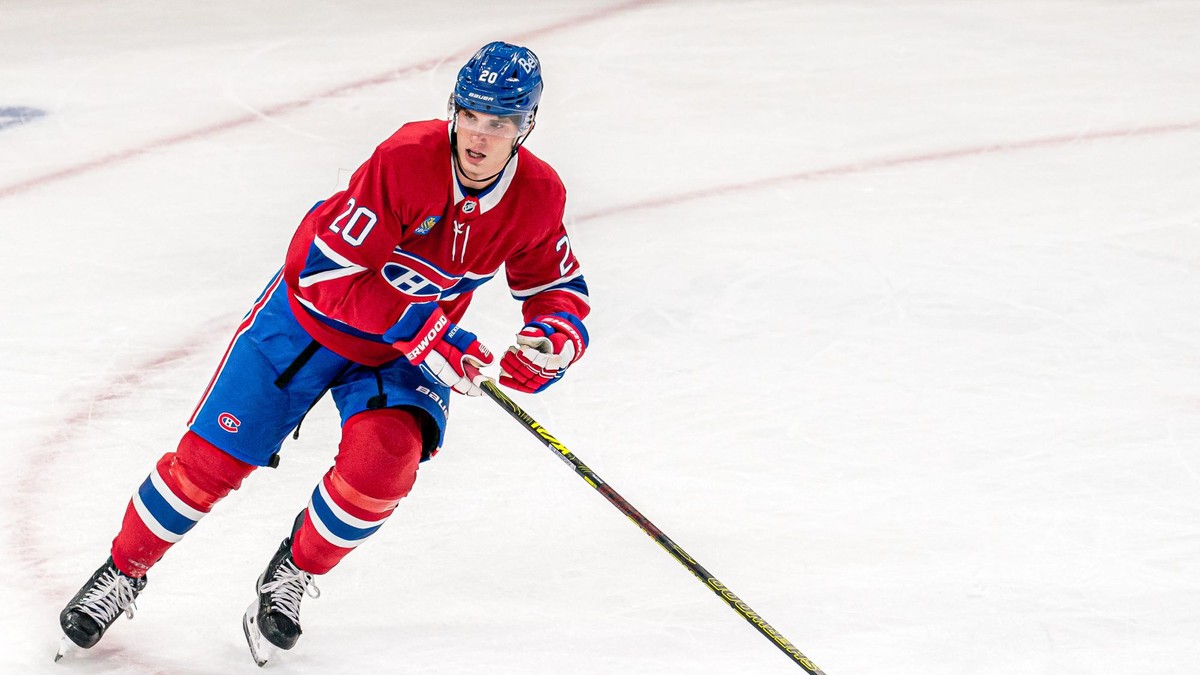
left=291, top=409, right=424, bottom=574
left=111, top=431, right=255, bottom=577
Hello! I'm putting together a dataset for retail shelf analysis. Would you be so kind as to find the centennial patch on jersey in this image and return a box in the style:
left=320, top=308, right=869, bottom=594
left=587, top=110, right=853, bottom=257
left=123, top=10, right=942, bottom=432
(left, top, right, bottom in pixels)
left=414, top=216, right=440, bottom=235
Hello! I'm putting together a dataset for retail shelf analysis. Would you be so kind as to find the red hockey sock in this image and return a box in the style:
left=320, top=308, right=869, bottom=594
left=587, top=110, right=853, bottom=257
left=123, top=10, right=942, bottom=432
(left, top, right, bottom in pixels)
left=291, top=408, right=424, bottom=575
left=111, top=431, right=255, bottom=577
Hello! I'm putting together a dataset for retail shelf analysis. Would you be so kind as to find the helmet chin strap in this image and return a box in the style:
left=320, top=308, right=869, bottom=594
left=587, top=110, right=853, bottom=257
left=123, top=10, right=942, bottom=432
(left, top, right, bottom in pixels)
left=449, top=117, right=534, bottom=188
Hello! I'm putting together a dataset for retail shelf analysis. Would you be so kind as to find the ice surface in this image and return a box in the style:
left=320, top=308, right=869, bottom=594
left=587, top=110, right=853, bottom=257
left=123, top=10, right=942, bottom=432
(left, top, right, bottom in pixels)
left=1, top=1, right=1198, bottom=673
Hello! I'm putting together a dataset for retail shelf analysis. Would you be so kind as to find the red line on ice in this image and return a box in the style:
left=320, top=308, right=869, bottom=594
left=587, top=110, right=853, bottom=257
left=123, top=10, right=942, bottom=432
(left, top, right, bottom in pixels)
left=576, top=120, right=1200, bottom=223
left=0, top=0, right=659, bottom=201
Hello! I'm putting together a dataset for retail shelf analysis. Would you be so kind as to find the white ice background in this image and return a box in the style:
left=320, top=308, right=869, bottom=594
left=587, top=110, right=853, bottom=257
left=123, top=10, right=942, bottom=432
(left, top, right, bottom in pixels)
left=1, top=1, right=1198, bottom=673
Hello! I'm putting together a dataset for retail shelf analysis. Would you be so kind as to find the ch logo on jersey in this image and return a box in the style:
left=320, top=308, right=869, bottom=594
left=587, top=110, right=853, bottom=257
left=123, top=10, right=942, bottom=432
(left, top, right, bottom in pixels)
left=414, top=216, right=440, bottom=235
left=381, top=265, right=443, bottom=299
left=218, top=412, right=241, bottom=433
left=381, top=250, right=458, bottom=301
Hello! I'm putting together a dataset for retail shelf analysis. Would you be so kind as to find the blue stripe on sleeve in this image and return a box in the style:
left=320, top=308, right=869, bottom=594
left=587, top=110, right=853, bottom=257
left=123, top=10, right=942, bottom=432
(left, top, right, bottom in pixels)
left=556, top=275, right=589, bottom=298
left=511, top=274, right=590, bottom=301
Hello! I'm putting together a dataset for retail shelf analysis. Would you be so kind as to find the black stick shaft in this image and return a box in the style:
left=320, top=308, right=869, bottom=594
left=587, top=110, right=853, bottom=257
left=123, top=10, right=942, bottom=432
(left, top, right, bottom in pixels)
left=481, top=381, right=826, bottom=674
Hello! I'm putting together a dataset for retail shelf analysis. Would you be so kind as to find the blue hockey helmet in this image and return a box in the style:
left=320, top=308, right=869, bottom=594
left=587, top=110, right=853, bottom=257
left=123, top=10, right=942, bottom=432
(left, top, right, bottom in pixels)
left=452, top=41, right=543, bottom=133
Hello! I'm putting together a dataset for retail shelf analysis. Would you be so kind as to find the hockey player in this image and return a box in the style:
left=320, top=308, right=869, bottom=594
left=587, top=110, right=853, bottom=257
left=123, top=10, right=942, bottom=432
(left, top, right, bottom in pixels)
left=57, top=41, right=589, bottom=665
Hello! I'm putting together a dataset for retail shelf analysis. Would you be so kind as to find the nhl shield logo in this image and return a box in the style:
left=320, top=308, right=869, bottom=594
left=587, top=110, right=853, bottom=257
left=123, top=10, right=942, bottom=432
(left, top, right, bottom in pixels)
left=414, top=216, right=440, bottom=235
left=456, top=196, right=481, bottom=225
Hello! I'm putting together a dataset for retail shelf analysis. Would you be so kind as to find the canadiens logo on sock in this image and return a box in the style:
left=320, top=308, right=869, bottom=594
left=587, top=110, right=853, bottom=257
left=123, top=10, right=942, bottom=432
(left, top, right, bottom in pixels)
left=218, top=412, right=241, bottom=433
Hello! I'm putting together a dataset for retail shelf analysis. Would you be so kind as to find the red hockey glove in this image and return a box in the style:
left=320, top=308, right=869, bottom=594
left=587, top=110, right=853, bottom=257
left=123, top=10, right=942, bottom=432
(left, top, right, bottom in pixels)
left=389, top=308, right=495, bottom=396
left=499, top=313, right=589, bottom=393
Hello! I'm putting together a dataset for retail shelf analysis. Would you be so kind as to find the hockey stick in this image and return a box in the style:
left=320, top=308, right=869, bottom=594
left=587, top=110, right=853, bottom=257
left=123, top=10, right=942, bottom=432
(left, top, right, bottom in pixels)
left=481, top=380, right=827, bottom=674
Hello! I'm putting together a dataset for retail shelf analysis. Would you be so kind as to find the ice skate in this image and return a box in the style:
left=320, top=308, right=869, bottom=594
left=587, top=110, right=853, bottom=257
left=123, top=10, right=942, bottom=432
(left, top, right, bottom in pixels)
left=56, top=558, right=147, bottom=660
left=243, top=537, right=320, bottom=666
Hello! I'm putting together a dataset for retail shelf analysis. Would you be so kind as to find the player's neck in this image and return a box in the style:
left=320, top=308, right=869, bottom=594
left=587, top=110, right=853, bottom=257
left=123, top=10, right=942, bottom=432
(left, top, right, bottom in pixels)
left=454, top=166, right=499, bottom=192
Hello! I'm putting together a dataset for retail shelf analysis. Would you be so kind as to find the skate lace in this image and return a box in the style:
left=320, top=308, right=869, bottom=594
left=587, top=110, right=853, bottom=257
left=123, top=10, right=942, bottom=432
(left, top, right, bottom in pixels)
left=260, top=559, right=320, bottom=625
left=76, top=568, right=140, bottom=626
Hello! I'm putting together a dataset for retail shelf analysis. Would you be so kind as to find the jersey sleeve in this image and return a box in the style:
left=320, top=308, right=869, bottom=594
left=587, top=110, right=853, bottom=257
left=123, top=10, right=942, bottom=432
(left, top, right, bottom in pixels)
left=505, top=202, right=591, bottom=323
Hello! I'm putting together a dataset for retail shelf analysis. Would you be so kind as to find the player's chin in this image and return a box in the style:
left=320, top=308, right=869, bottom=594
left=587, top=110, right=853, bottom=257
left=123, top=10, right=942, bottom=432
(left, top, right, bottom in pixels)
left=460, top=159, right=502, bottom=182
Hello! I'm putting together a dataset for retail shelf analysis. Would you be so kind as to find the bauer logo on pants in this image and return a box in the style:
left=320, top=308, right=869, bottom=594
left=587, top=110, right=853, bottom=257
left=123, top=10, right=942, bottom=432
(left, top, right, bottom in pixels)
left=218, top=412, right=241, bottom=433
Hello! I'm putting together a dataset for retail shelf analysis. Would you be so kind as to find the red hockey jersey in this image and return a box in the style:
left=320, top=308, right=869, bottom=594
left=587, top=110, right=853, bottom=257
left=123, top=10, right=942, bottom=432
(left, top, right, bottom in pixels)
left=282, top=119, right=589, bottom=366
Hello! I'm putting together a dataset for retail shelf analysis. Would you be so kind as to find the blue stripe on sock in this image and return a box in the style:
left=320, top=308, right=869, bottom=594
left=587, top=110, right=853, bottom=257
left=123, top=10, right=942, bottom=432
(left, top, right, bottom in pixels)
left=310, top=486, right=382, bottom=543
left=136, top=476, right=198, bottom=537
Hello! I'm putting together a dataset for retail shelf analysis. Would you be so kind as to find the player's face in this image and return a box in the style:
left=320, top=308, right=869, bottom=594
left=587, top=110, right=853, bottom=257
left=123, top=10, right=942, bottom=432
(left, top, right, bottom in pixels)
left=454, top=108, right=520, bottom=186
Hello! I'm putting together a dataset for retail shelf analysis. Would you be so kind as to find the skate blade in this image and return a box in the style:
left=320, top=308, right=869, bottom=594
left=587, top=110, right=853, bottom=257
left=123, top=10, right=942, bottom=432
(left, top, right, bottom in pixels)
left=54, top=634, right=74, bottom=663
left=242, top=602, right=275, bottom=667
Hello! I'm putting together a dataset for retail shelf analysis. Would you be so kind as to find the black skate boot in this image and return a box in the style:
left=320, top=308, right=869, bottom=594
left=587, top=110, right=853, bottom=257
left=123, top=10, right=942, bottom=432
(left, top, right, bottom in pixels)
left=242, top=535, right=320, bottom=666
left=57, top=558, right=147, bottom=660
